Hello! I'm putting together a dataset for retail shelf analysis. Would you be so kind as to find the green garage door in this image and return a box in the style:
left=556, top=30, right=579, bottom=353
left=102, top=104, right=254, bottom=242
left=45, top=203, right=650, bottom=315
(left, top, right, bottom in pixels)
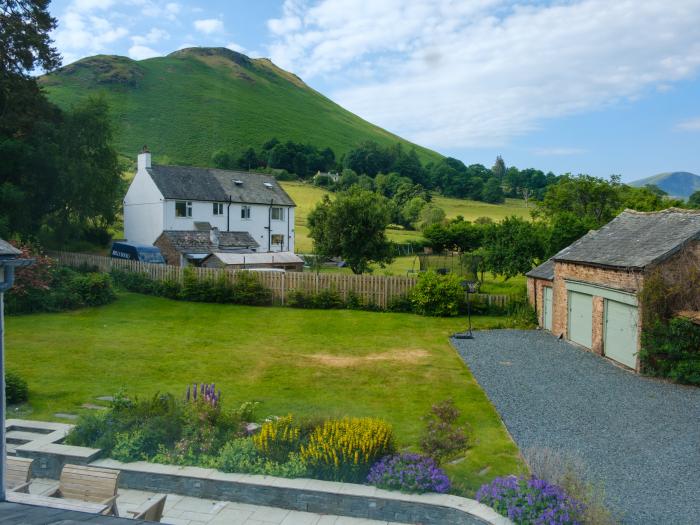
left=604, top=300, right=638, bottom=369
left=543, top=287, right=553, bottom=331
left=568, top=291, right=593, bottom=348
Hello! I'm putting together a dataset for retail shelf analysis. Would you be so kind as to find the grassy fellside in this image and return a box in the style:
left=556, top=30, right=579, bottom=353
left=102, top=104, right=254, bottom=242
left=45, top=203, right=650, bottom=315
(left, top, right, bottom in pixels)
left=6, top=293, right=525, bottom=494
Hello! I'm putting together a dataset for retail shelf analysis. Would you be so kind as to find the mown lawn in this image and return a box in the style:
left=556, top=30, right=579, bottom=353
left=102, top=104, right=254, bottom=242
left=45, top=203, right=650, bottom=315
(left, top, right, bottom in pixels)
left=5, top=293, right=526, bottom=494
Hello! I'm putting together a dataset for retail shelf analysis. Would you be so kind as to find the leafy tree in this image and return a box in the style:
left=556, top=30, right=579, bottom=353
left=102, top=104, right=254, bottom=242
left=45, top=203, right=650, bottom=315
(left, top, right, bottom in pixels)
left=307, top=188, right=393, bottom=274
left=482, top=217, right=546, bottom=279
left=236, top=147, right=258, bottom=170
left=547, top=212, right=591, bottom=256
left=419, top=204, right=446, bottom=230
left=689, top=190, right=700, bottom=209
left=336, top=168, right=359, bottom=190
left=535, top=174, right=624, bottom=227
left=212, top=149, right=232, bottom=169
left=481, top=177, right=505, bottom=203
left=401, top=196, right=427, bottom=227
left=491, top=155, right=506, bottom=182
left=343, top=140, right=393, bottom=176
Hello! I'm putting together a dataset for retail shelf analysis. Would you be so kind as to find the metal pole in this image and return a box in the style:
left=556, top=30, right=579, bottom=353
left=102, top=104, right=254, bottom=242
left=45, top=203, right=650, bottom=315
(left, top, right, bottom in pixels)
left=0, top=291, right=6, bottom=501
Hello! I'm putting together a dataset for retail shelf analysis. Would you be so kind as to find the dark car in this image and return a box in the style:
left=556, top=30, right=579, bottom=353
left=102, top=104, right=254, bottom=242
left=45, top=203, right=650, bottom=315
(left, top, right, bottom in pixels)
left=110, top=242, right=165, bottom=264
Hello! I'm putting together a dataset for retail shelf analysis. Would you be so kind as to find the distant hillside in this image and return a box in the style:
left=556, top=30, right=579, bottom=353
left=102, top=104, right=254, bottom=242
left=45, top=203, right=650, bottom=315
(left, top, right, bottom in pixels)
left=40, top=47, right=442, bottom=167
left=629, top=171, right=700, bottom=199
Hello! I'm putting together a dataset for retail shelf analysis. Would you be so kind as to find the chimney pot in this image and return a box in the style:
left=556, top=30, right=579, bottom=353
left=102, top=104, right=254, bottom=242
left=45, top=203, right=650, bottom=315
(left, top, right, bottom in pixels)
left=138, top=147, right=152, bottom=170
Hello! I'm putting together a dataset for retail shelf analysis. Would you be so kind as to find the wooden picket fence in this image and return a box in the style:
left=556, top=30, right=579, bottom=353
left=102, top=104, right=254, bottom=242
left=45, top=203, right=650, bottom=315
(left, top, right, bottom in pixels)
left=48, top=251, right=512, bottom=309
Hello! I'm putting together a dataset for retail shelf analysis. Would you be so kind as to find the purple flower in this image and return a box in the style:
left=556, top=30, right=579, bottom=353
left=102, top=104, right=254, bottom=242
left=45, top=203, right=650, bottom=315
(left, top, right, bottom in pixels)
left=476, top=475, right=585, bottom=525
left=367, top=453, right=450, bottom=494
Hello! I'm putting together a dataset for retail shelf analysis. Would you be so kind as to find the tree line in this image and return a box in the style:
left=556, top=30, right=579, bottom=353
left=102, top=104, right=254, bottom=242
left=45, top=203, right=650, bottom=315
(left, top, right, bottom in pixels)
left=1, top=0, right=123, bottom=246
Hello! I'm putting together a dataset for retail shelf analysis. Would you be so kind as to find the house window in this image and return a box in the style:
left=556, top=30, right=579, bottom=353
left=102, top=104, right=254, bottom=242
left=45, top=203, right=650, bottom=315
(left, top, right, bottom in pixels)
left=241, top=205, right=251, bottom=220
left=271, top=234, right=284, bottom=246
left=271, top=207, right=285, bottom=220
left=213, top=202, right=224, bottom=216
left=175, top=201, right=192, bottom=218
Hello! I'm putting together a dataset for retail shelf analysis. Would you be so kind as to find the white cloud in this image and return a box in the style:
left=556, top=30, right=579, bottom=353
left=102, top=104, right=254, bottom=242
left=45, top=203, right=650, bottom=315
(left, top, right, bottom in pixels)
left=532, top=147, right=586, bottom=156
left=226, top=41, right=247, bottom=54
left=267, top=0, right=700, bottom=149
left=73, top=0, right=116, bottom=11
left=675, top=117, right=700, bottom=131
left=128, top=45, right=161, bottom=60
left=132, top=28, right=170, bottom=46
left=194, top=18, right=224, bottom=34
left=53, top=10, right=128, bottom=64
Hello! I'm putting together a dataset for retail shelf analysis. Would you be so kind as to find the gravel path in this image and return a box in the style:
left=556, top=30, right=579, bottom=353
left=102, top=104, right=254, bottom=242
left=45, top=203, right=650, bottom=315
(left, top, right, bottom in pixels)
left=451, top=330, right=700, bottom=525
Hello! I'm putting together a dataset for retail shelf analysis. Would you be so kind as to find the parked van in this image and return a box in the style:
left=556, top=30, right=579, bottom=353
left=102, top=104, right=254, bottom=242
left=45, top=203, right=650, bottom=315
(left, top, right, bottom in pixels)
left=110, top=242, right=165, bottom=264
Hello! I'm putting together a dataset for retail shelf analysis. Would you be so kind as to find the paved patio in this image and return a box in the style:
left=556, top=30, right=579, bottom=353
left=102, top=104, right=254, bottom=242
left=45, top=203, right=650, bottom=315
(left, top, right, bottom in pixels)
left=27, top=479, right=406, bottom=525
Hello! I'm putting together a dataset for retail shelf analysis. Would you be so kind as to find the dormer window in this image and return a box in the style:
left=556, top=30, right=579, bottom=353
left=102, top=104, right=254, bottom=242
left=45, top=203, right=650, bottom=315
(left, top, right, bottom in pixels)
left=176, top=201, right=192, bottom=218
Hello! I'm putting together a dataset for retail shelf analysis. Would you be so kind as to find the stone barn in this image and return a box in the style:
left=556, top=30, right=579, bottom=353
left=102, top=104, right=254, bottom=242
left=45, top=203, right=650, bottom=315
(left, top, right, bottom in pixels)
left=527, top=208, right=700, bottom=371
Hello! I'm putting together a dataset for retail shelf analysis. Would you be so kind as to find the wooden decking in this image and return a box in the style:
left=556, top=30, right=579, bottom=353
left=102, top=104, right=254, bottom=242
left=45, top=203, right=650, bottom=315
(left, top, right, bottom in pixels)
left=0, top=501, right=135, bottom=523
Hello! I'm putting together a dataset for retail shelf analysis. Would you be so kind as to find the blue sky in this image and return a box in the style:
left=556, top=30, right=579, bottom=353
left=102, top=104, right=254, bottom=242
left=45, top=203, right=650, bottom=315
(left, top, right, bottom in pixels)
left=47, top=0, right=700, bottom=182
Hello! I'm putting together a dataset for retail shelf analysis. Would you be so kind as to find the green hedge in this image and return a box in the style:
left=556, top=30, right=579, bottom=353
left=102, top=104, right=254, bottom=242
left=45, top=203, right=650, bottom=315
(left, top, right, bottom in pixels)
left=6, top=267, right=116, bottom=315
left=640, top=317, right=700, bottom=385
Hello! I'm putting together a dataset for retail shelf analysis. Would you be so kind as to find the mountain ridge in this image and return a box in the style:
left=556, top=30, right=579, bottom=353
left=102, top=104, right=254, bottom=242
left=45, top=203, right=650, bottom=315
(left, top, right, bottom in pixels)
left=40, top=47, right=442, bottom=167
left=629, top=171, right=700, bottom=199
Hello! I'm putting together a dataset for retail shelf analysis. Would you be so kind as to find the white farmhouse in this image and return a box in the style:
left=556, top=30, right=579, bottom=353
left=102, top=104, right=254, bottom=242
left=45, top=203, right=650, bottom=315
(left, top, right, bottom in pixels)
left=124, top=148, right=297, bottom=263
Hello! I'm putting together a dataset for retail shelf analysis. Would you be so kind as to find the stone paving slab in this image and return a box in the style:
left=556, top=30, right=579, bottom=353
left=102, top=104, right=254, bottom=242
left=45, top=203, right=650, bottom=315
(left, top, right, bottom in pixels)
left=27, top=479, right=406, bottom=525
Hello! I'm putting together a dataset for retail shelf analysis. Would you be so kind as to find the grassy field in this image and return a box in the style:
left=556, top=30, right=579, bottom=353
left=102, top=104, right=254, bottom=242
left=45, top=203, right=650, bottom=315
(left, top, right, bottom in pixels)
left=6, top=293, right=525, bottom=493
left=42, top=48, right=440, bottom=167
left=281, top=181, right=531, bottom=253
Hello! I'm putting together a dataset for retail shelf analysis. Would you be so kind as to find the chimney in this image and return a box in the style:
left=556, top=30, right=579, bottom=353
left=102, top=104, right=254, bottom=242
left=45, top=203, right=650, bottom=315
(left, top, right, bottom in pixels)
left=210, top=227, right=220, bottom=248
left=138, top=145, right=151, bottom=170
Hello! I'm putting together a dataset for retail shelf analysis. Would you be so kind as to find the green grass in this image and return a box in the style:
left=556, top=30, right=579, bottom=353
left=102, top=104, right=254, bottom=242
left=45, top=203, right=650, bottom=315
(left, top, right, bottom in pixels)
left=281, top=181, right=531, bottom=253
left=41, top=48, right=441, bottom=167
left=6, top=293, right=525, bottom=493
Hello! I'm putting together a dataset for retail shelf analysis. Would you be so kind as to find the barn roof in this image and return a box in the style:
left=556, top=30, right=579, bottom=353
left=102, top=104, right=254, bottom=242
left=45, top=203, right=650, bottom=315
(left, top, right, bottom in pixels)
left=157, top=230, right=258, bottom=254
left=552, top=208, right=700, bottom=269
left=147, top=166, right=295, bottom=206
left=207, top=251, right=303, bottom=266
left=526, top=259, right=554, bottom=280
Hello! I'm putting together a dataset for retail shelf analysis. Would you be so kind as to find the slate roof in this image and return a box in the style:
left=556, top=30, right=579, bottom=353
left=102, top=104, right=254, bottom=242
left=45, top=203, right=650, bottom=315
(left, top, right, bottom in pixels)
left=157, top=230, right=258, bottom=254
left=552, top=208, right=700, bottom=269
left=147, top=166, right=295, bottom=206
left=0, top=239, right=20, bottom=257
left=526, top=259, right=554, bottom=280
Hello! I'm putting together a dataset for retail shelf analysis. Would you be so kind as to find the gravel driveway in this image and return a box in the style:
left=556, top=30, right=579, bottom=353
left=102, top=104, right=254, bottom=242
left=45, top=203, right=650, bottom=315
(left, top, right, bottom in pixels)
left=451, top=330, right=700, bottom=525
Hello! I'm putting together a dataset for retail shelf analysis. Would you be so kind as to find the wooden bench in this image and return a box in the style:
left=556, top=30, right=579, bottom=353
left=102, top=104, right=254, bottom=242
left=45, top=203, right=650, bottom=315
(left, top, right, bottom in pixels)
left=44, top=464, right=120, bottom=516
left=128, top=494, right=167, bottom=522
left=6, top=457, right=33, bottom=493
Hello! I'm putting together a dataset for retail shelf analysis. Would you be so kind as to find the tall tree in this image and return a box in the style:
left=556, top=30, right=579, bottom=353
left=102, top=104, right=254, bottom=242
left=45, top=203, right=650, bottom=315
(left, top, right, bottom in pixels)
left=491, top=155, right=506, bottom=182
left=307, top=188, right=393, bottom=274
left=689, top=190, right=700, bottom=209
left=482, top=217, right=546, bottom=280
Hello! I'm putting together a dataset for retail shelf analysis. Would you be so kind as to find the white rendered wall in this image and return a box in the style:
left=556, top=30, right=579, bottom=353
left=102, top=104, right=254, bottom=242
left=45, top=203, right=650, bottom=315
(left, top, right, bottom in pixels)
left=123, top=167, right=165, bottom=245
left=163, top=200, right=295, bottom=253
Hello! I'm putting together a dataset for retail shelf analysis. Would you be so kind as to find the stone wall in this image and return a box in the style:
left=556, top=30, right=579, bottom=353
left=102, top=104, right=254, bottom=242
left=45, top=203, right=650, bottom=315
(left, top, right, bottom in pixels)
left=527, top=277, right=552, bottom=328
left=153, top=237, right=181, bottom=266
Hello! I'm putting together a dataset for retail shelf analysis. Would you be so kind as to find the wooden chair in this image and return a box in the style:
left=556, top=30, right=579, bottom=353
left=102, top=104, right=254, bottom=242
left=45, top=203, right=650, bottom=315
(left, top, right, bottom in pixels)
left=128, top=494, right=167, bottom=522
left=45, top=464, right=120, bottom=516
left=6, top=457, right=33, bottom=493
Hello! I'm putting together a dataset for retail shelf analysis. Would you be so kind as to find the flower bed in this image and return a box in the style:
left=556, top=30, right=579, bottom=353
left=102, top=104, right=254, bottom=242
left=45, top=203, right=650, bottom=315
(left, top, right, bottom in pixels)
left=476, top=475, right=585, bottom=525
left=66, top=386, right=452, bottom=494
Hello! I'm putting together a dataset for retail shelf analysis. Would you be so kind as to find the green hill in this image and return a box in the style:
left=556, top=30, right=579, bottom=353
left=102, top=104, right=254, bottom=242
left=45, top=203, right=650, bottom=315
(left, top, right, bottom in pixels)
left=629, top=171, right=700, bottom=199
left=40, top=47, right=442, bottom=166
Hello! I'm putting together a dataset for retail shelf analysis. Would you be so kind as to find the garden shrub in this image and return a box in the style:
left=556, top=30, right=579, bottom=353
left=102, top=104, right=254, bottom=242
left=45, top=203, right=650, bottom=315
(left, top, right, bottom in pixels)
left=386, top=294, right=413, bottom=313
left=301, top=417, right=396, bottom=482
left=253, top=415, right=303, bottom=463
left=231, top=271, right=272, bottom=305
left=410, top=271, right=464, bottom=316
left=640, top=318, right=700, bottom=385
left=112, top=430, right=148, bottom=462
left=218, top=438, right=307, bottom=478
left=367, top=453, right=450, bottom=494
left=6, top=370, right=29, bottom=404
left=419, top=399, right=470, bottom=464
left=69, top=272, right=115, bottom=306
left=476, top=475, right=585, bottom=525
left=524, top=447, right=616, bottom=525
